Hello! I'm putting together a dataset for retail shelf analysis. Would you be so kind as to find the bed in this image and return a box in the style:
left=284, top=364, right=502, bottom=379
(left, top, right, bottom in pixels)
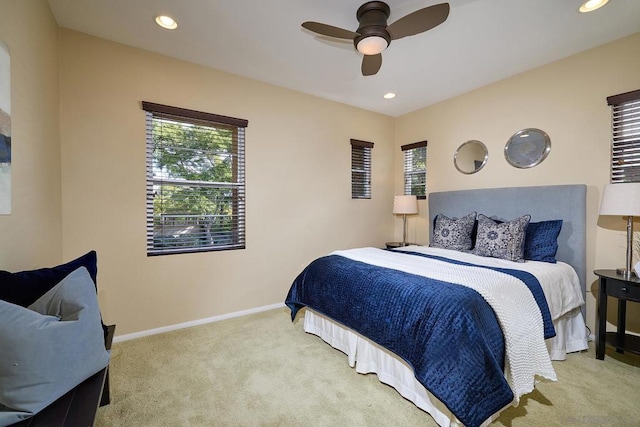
left=285, top=184, right=589, bottom=427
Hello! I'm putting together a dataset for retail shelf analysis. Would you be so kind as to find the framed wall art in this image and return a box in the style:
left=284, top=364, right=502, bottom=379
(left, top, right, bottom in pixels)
left=0, top=39, right=11, bottom=215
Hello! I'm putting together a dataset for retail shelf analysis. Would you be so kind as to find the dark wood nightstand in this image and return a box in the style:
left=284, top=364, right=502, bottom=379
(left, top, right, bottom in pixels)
left=594, top=269, right=640, bottom=360
left=385, top=242, right=416, bottom=249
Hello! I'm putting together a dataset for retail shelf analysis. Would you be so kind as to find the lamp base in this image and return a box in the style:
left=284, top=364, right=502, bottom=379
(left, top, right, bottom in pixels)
left=616, top=267, right=636, bottom=280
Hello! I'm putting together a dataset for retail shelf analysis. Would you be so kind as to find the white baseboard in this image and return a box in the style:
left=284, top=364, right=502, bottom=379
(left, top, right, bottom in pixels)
left=112, top=302, right=285, bottom=343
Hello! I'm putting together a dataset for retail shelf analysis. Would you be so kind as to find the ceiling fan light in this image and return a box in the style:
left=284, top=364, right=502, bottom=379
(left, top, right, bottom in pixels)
left=356, top=35, right=388, bottom=55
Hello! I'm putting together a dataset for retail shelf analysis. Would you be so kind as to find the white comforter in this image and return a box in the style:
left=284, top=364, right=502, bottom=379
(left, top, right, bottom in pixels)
left=331, top=245, right=584, bottom=403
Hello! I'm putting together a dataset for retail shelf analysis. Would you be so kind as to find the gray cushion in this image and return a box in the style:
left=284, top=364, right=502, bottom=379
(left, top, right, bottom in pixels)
left=0, top=267, right=110, bottom=425
left=474, top=214, right=531, bottom=262
left=429, top=212, right=476, bottom=251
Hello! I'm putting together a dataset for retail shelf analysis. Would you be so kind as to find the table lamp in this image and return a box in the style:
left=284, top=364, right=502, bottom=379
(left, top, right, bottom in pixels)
left=393, top=195, right=418, bottom=246
left=599, top=183, right=640, bottom=279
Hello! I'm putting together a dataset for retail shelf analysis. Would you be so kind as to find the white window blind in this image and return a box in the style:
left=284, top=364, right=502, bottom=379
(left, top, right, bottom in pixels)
left=607, top=89, right=640, bottom=183
left=142, top=101, right=248, bottom=255
left=402, top=141, right=427, bottom=199
left=351, top=139, right=374, bottom=199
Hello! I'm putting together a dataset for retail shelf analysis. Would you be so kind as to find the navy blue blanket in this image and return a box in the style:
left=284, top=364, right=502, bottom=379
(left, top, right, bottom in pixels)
left=285, top=253, right=551, bottom=427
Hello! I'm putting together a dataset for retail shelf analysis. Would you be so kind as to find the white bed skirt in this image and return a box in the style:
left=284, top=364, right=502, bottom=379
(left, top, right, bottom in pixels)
left=303, top=308, right=588, bottom=427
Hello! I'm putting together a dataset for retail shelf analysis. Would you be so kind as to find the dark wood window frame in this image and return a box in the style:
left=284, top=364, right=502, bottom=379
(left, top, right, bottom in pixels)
left=142, top=101, right=248, bottom=256
left=402, top=140, right=428, bottom=200
left=607, top=89, right=640, bottom=183
left=351, top=139, right=374, bottom=199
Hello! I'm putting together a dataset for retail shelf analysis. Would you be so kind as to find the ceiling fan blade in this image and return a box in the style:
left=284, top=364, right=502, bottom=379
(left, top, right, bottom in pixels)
left=362, top=54, right=382, bottom=76
left=302, top=22, right=358, bottom=40
left=387, top=3, right=450, bottom=41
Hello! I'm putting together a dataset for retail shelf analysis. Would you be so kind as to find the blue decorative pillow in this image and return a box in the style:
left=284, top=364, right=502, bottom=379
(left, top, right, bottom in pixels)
left=430, top=212, right=477, bottom=251
left=474, top=214, right=531, bottom=262
left=0, top=267, right=110, bottom=425
left=0, top=251, right=107, bottom=338
left=0, top=251, right=97, bottom=307
left=524, top=220, right=563, bottom=263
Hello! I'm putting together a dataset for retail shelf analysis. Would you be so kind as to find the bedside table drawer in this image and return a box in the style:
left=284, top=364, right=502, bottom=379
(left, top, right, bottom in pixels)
left=594, top=269, right=640, bottom=360
left=607, top=279, right=640, bottom=302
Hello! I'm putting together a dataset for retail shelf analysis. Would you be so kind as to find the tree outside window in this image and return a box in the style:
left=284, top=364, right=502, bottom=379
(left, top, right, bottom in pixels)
left=143, top=102, right=247, bottom=255
left=402, top=141, right=427, bottom=199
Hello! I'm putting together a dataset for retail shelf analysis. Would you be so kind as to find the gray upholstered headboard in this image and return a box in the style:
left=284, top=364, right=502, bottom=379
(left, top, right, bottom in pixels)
left=428, top=185, right=587, bottom=303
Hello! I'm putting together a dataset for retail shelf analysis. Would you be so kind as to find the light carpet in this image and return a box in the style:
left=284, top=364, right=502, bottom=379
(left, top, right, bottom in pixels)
left=96, top=307, right=640, bottom=426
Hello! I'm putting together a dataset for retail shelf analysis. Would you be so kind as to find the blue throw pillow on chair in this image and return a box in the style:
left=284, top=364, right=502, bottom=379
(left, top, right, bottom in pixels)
left=0, top=251, right=108, bottom=338
left=0, top=251, right=98, bottom=307
left=0, top=267, right=110, bottom=425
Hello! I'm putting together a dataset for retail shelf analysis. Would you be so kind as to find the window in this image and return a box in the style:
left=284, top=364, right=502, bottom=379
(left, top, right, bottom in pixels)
left=607, top=89, right=640, bottom=183
left=351, top=139, right=374, bottom=199
left=402, top=141, right=427, bottom=199
left=142, top=101, right=248, bottom=255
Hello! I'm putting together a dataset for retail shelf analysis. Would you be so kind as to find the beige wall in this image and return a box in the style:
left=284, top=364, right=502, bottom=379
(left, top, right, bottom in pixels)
left=3, top=0, right=639, bottom=338
left=58, top=30, right=395, bottom=335
left=395, top=33, right=640, bottom=333
left=0, top=0, right=62, bottom=269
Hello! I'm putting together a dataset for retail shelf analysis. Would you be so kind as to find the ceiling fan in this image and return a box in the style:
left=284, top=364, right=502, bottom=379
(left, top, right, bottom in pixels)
left=302, top=1, right=450, bottom=76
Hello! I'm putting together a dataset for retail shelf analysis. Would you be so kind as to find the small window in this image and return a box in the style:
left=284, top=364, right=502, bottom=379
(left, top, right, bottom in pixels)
left=607, top=89, right=640, bottom=183
left=142, top=102, right=248, bottom=255
left=351, top=139, right=374, bottom=199
left=402, top=141, right=427, bottom=199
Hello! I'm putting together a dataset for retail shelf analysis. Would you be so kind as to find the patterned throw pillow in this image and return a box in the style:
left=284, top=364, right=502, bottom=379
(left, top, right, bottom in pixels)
left=429, top=212, right=477, bottom=251
left=474, top=214, right=531, bottom=262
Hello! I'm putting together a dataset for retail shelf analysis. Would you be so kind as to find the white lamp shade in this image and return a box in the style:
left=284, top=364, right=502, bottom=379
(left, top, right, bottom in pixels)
left=393, top=195, right=418, bottom=215
left=599, top=183, right=640, bottom=216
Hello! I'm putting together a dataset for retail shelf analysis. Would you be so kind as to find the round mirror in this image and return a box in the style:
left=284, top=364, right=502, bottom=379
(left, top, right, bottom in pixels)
left=504, top=128, right=550, bottom=168
left=454, top=140, right=488, bottom=174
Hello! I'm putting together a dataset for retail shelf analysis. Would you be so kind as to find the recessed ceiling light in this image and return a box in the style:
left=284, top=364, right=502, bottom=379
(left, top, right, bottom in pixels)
left=383, top=92, right=396, bottom=99
left=579, top=0, right=609, bottom=13
left=155, top=15, right=178, bottom=30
